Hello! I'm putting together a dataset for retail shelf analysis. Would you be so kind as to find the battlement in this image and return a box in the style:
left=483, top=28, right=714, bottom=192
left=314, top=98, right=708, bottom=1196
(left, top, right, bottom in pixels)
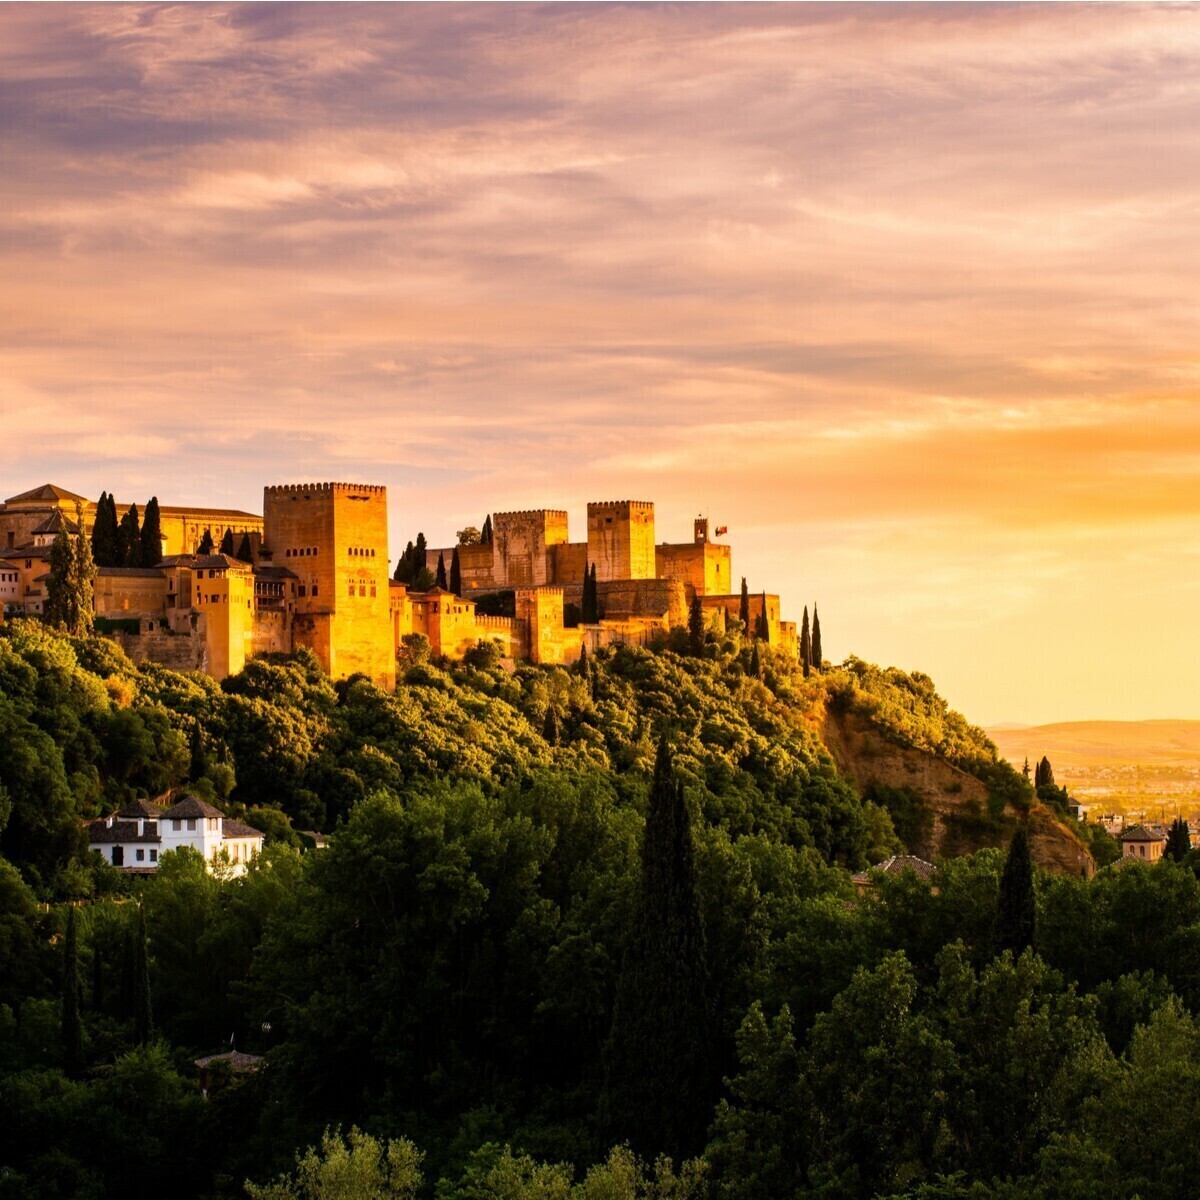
left=587, top=500, right=654, bottom=512
left=264, top=482, right=386, bottom=497
left=493, top=509, right=569, bottom=519
left=516, top=586, right=564, bottom=598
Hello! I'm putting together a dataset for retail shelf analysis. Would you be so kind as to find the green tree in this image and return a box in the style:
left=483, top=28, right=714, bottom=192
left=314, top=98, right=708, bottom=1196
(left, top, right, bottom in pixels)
left=1165, top=817, right=1191, bottom=863
left=688, top=593, right=705, bottom=655
left=450, top=546, right=462, bottom=595
left=236, top=531, right=254, bottom=563
left=90, top=491, right=120, bottom=567
left=604, top=736, right=714, bottom=1159
left=133, top=903, right=153, bottom=1045
left=799, top=606, right=811, bottom=678
left=996, top=825, right=1036, bottom=955
left=245, top=1126, right=424, bottom=1200
left=811, top=604, right=822, bottom=670
left=119, top=503, right=142, bottom=567
left=543, top=704, right=560, bottom=746
left=394, top=541, right=415, bottom=583
left=220, top=527, right=236, bottom=557
left=43, top=529, right=73, bottom=630
left=457, top=526, right=481, bottom=546
left=197, top=527, right=215, bottom=555
left=756, top=593, right=769, bottom=641
left=481, top=514, right=493, bottom=544
left=61, top=904, right=83, bottom=1076
left=70, top=501, right=96, bottom=637
left=436, top=552, right=448, bottom=590
left=582, top=563, right=600, bottom=624
left=739, top=577, right=750, bottom=631
left=750, top=641, right=761, bottom=679
left=1034, top=757, right=1054, bottom=790
left=140, top=496, right=163, bottom=566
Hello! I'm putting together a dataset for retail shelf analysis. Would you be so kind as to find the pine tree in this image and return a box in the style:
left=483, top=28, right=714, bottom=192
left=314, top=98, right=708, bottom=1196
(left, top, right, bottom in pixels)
left=688, top=593, right=705, bottom=655
left=739, top=577, right=750, bottom=632
left=91, top=491, right=120, bottom=567
left=800, top=605, right=811, bottom=677
left=996, top=825, right=1036, bottom=956
left=481, top=514, right=493, bottom=545
left=197, top=528, right=214, bottom=555
left=811, top=603, right=822, bottom=670
left=450, top=546, right=462, bottom=595
left=1166, top=817, right=1191, bottom=863
left=220, top=527, right=235, bottom=557
left=118, top=504, right=142, bottom=568
left=44, top=529, right=73, bottom=630
left=436, top=552, right=447, bottom=590
left=140, top=497, right=163, bottom=567
left=543, top=705, right=560, bottom=746
left=603, top=735, right=714, bottom=1159
left=69, top=503, right=96, bottom=636
left=133, top=904, right=153, bottom=1045
left=61, top=905, right=83, bottom=1077
left=236, top=532, right=253, bottom=563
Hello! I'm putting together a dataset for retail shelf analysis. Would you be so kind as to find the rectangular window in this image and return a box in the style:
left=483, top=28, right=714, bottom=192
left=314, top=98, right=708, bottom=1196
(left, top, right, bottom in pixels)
left=187, top=818, right=196, bottom=831
left=173, top=819, right=181, bottom=831
left=136, top=848, right=145, bottom=861
left=370, top=585, right=376, bottom=597
left=299, top=585, right=306, bottom=597
left=348, top=582, right=355, bottom=596
left=359, top=585, right=366, bottom=596
left=150, top=849, right=157, bottom=862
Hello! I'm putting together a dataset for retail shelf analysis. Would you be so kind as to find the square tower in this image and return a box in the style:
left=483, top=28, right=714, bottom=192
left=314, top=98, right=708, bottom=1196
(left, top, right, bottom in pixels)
left=587, top=501, right=656, bottom=581
left=491, top=510, right=570, bottom=588
left=262, top=482, right=395, bottom=690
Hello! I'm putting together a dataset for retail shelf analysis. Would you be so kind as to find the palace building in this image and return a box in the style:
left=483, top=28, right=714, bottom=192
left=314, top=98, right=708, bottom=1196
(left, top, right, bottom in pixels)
left=0, top=482, right=797, bottom=686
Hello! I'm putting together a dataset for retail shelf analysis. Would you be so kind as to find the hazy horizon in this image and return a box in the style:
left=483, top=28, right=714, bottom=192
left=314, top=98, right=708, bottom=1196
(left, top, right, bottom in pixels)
left=4, top=3, right=1199, bottom=726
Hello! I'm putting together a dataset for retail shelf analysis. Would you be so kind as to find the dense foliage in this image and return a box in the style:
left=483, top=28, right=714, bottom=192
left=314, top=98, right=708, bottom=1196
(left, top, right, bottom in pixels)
left=1, top=619, right=1197, bottom=1198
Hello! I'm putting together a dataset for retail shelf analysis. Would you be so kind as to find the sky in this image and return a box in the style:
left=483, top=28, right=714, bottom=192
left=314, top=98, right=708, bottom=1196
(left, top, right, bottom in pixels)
left=2, top=2, right=1199, bottom=725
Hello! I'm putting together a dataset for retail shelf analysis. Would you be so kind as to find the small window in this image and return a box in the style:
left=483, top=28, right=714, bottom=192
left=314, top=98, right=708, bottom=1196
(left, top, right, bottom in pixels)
left=312, top=585, right=318, bottom=597
left=136, top=848, right=145, bottom=862
left=359, top=585, right=366, bottom=596
left=150, top=849, right=157, bottom=863
left=173, top=819, right=181, bottom=831
left=187, top=818, right=196, bottom=831
left=299, top=585, right=306, bottom=597
left=348, top=582, right=355, bottom=596
left=370, top=585, right=376, bottom=597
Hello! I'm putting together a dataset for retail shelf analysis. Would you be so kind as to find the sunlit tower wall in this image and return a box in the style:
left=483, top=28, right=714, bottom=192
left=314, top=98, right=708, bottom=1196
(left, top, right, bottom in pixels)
left=262, top=482, right=395, bottom=690
left=586, top=501, right=656, bottom=581
left=491, top=510, right=569, bottom=588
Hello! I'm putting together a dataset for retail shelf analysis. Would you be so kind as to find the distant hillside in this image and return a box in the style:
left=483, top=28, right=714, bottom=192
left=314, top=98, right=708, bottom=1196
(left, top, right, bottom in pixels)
left=987, top=720, right=1200, bottom=770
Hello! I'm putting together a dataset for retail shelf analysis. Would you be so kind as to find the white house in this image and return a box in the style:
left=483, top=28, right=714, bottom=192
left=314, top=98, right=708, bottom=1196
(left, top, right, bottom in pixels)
left=89, top=794, right=264, bottom=876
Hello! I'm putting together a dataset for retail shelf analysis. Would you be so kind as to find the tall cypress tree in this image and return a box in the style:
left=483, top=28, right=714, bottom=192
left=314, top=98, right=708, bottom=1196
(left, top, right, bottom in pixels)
left=739, top=577, right=750, bottom=632
left=69, top=503, right=96, bottom=637
left=220, top=527, right=235, bottom=557
left=394, top=541, right=414, bottom=583
left=480, top=514, right=493, bottom=545
left=996, top=825, right=1036, bottom=956
left=197, top=528, right=214, bottom=555
left=603, top=736, right=714, bottom=1159
left=61, top=905, right=83, bottom=1077
left=140, top=497, right=163, bottom=567
left=133, top=904, right=153, bottom=1045
left=1166, top=817, right=1191, bottom=863
left=119, top=504, right=142, bottom=568
left=582, top=563, right=599, bottom=624
left=811, top=603, right=822, bottom=670
left=91, top=491, right=120, bottom=567
left=757, top=591, right=769, bottom=641
left=1034, top=756, right=1055, bottom=791
left=450, top=546, right=462, bottom=595
left=688, top=593, right=705, bottom=654
left=800, top=606, right=811, bottom=677
left=542, top=704, right=560, bottom=746
left=436, top=552, right=448, bottom=590
left=44, top=529, right=73, bottom=629
left=236, top=532, right=253, bottom=563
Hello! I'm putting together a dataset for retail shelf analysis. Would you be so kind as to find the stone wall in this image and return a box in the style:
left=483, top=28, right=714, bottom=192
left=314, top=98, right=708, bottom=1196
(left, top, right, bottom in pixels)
left=655, top=542, right=732, bottom=596
left=587, top=501, right=656, bottom=581
left=597, top=577, right=687, bottom=627
left=105, top=617, right=209, bottom=674
left=491, top=510, right=569, bottom=588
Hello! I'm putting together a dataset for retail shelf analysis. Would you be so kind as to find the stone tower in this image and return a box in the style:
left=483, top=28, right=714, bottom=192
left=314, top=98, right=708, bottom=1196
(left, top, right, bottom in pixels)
left=586, top=500, right=656, bottom=581
left=262, top=482, right=395, bottom=690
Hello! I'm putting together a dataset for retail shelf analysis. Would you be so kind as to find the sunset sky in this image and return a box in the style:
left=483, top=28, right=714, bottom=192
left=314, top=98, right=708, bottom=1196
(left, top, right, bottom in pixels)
left=2, top=3, right=1199, bottom=725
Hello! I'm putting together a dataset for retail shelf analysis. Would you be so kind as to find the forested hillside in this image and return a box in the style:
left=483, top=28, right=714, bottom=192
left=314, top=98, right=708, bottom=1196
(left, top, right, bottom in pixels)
left=1, top=619, right=1195, bottom=1199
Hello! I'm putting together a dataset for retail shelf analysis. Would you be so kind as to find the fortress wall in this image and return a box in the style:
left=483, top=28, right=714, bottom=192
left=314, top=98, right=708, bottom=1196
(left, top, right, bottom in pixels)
left=250, top=609, right=292, bottom=657
left=549, top=541, right=588, bottom=587
left=94, top=574, right=168, bottom=616
left=597, top=577, right=686, bottom=627
left=104, top=617, right=209, bottom=674
left=492, top=510, right=568, bottom=588
left=655, top=542, right=732, bottom=596
left=516, top=586, right=581, bottom=665
left=701, top=593, right=783, bottom=645
left=156, top=510, right=263, bottom=557
left=477, top=614, right=523, bottom=659
left=587, top=501, right=656, bottom=581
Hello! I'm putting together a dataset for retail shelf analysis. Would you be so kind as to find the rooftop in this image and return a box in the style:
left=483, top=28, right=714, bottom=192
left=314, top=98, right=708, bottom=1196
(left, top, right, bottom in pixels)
left=4, top=483, right=91, bottom=507
left=1120, top=824, right=1166, bottom=843
left=162, top=794, right=225, bottom=821
left=850, top=854, right=936, bottom=886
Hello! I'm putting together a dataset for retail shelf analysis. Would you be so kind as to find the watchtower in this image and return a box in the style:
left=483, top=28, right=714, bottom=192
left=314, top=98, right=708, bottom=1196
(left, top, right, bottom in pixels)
left=586, top=501, right=655, bottom=581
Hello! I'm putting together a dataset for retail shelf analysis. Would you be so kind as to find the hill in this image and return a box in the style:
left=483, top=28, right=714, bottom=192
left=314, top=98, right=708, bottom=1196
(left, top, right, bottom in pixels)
left=987, top=720, right=1200, bottom=770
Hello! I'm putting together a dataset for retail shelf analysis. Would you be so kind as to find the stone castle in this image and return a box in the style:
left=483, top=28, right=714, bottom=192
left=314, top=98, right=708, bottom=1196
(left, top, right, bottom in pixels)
left=0, top=482, right=797, bottom=688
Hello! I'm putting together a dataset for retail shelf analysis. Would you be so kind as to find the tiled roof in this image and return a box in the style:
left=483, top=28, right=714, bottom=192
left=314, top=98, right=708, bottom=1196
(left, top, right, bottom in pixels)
left=117, top=798, right=167, bottom=819
left=31, top=510, right=79, bottom=535
left=4, top=483, right=91, bottom=506
left=190, top=554, right=249, bottom=572
left=88, top=819, right=161, bottom=845
left=851, top=854, right=936, bottom=885
left=221, top=819, right=264, bottom=840
left=162, top=794, right=225, bottom=820
left=1120, top=824, right=1166, bottom=843
left=0, top=546, right=51, bottom=561
left=253, top=565, right=298, bottom=580
left=98, top=567, right=166, bottom=578
left=194, top=1050, right=265, bottom=1071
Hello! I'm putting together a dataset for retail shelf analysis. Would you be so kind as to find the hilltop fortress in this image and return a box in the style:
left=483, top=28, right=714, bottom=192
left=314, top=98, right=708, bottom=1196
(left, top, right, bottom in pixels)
left=0, top=482, right=797, bottom=688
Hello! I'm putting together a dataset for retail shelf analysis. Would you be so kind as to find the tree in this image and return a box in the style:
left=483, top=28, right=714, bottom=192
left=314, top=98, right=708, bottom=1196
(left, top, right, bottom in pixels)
left=118, top=503, right=142, bottom=567
left=450, top=546, right=462, bottom=595
left=756, top=592, right=769, bottom=640
left=582, top=563, right=599, bottom=624
left=1035, top=756, right=1055, bottom=790
left=750, top=641, right=761, bottom=679
left=70, top=502, right=96, bottom=637
left=996, top=825, right=1036, bottom=955
left=688, top=593, right=705, bottom=655
left=236, top=532, right=254, bottom=563
left=140, top=496, right=163, bottom=567
left=604, top=736, right=714, bottom=1159
left=394, top=541, right=415, bottom=583
left=43, top=529, right=73, bottom=630
left=1166, top=817, right=1191, bottom=863
left=435, top=552, right=448, bottom=590
left=1022, top=756, right=1031, bottom=780
left=91, top=491, right=120, bottom=567
left=133, top=903, right=153, bottom=1045
left=542, top=704, right=559, bottom=747
left=739, top=576, right=750, bottom=631
left=800, top=606, right=811, bottom=677
left=245, top=1126, right=423, bottom=1200
left=811, top=603, right=822, bottom=670
left=61, top=904, right=83, bottom=1077
left=480, top=514, right=493, bottom=544
left=220, top=527, right=235, bottom=557
left=197, top=527, right=214, bottom=555
left=457, top=526, right=481, bottom=546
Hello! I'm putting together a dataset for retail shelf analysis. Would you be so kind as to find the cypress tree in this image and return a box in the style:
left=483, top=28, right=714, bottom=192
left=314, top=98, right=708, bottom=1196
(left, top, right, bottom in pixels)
left=436, top=552, right=448, bottom=590
left=197, top=527, right=214, bottom=555
left=603, top=736, right=714, bottom=1159
left=119, top=504, right=142, bottom=567
left=61, top=905, right=83, bottom=1077
left=811, top=603, right=822, bottom=670
left=688, top=592, right=705, bottom=654
left=1166, top=817, right=1191, bottom=863
left=236, top=532, right=253, bottom=563
left=739, top=576, right=750, bottom=632
left=996, top=825, right=1036, bottom=956
left=219, top=527, right=235, bottom=557
left=133, top=904, right=153, bottom=1045
left=577, top=643, right=590, bottom=681
left=450, top=546, right=462, bottom=595
left=91, top=491, right=120, bottom=567
left=44, top=529, right=72, bottom=629
left=1035, top=756, right=1055, bottom=791
left=415, top=532, right=428, bottom=572
left=800, top=606, right=811, bottom=677
left=756, top=592, right=769, bottom=641
left=69, top=503, right=96, bottom=637
left=542, top=705, right=560, bottom=746
left=140, top=497, right=163, bottom=566
left=1022, top=756, right=1031, bottom=780
left=750, top=641, right=761, bottom=679
left=481, top=514, right=493, bottom=545
left=395, top=541, right=414, bottom=583
left=582, top=563, right=598, bottom=624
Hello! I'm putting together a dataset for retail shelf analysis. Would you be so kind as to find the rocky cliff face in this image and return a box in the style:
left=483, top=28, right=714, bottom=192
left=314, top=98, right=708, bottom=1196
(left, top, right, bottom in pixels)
left=819, top=707, right=1094, bottom=877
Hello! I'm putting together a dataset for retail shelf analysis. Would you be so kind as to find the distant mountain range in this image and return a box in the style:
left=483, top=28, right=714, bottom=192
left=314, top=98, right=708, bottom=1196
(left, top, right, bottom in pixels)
left=986, top=720, right=1200, bottom=769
